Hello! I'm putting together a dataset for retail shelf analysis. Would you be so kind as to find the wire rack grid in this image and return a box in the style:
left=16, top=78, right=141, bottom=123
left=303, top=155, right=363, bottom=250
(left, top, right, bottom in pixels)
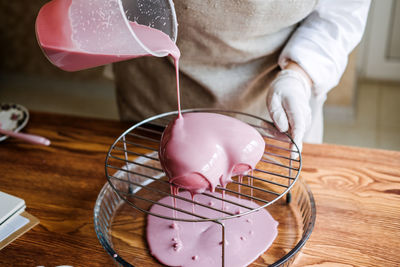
left=105, top=109, right=301, bottom=223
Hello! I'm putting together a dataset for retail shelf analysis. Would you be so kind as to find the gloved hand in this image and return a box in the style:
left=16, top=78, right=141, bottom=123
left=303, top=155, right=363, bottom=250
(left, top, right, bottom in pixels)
left=266, top=69, right=312, bottom=158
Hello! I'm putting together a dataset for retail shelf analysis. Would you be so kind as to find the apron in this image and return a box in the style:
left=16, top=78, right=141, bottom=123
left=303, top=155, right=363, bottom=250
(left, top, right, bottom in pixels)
left=114, top=0, right=323, bottom=143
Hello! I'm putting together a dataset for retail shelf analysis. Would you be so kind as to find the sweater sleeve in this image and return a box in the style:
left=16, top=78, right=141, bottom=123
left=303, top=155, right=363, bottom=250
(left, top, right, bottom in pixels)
left=278, top=0, right=371, bottom=96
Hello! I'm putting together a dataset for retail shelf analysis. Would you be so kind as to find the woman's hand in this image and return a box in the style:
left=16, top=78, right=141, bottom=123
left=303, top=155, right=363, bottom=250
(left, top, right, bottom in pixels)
left=267, top=62, right=313, bottom=157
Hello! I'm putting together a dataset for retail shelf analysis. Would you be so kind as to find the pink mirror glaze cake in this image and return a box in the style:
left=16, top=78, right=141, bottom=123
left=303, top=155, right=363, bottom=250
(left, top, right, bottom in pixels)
left=153, top=115, right=279, bottom=267
left=159, top=112, right=266, bottom=194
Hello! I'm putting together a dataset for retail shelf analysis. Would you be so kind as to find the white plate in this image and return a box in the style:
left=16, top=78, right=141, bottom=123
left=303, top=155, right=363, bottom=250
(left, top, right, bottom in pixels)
left=0, top=103, right=30, bottom=142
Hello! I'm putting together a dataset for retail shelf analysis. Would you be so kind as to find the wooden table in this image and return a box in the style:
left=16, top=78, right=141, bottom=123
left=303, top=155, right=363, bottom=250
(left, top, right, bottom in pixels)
left=0, top=112, right=399, bottom=266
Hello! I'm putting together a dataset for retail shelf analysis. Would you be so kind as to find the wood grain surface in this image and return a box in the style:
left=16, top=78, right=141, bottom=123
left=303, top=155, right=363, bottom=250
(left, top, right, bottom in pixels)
left=0, top=112, right=399, bottom=267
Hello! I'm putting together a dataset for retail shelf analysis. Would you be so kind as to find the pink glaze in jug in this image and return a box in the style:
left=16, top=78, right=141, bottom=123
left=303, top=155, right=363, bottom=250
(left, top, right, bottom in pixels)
left=35, top=0, right=178, bottom=71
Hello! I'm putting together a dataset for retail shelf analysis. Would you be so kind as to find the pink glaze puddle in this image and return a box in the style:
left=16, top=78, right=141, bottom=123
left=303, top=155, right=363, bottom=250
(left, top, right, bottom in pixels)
left=159, top=112, right=265, bottom=194
left=147, top=191, right=278, bottom=267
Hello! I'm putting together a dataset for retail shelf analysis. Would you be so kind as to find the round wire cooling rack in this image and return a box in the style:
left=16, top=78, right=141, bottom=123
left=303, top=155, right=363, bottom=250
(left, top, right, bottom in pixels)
left=104, top=109, right=302, bottom=223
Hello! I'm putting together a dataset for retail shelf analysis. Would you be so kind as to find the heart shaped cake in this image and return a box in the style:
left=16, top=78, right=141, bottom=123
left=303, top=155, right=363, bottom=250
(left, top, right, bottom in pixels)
left=159, top=112, right=265, bottom=193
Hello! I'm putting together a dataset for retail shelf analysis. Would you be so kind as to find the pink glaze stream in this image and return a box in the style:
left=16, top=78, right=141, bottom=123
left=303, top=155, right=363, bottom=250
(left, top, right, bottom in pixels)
left=147, top=191, right=278, bottom=267
left=159, top=112, right=265, bottom=194
left=36, top=0, right=182, bottom=115
left=36, top=0, right=185, bottom=115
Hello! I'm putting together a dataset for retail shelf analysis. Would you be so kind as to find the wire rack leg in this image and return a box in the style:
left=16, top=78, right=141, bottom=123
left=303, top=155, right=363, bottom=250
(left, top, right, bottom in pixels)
left=286, top=143, right=293, bottom=204
left=286, top=161, right=292, bottom=204
left=214, top=220, right=225, bottom=267
left=122, top=136, right=134, bottom=194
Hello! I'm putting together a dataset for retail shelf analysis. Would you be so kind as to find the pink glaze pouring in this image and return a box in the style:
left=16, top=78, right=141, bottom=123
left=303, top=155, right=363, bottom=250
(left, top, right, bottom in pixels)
left=36, top=2, right=276, bottom=265
left=36, top=0, right=182, bottom=114
left=147, top=192, right=278, bottom=267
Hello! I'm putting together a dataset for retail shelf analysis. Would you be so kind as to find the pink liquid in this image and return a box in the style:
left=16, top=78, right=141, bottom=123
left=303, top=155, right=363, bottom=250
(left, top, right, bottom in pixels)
left=170, top=185, right=179, bottom=219
left=147, top=191, right=278, bottom=267
left=156, top=113, right=276, bottom=267
left=159, top=112, right=265, bottom=194
left=35, top=0, right=180, bottom=69
left=249, top=170, right=254, bottom=202
left=36, top=0, right=182, bottom=113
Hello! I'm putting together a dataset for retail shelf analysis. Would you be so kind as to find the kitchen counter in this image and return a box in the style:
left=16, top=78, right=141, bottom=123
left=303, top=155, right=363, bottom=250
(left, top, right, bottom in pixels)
left=0, top=112, right=399, bottom=266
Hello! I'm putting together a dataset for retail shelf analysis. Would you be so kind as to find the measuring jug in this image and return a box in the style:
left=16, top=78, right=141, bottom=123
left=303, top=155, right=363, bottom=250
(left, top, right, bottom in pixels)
left=35, top=0, right=178, bottom=71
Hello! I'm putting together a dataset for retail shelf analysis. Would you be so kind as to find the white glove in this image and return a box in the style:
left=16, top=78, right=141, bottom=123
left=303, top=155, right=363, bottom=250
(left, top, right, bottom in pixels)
left=267, top=69, right=312, bottom=158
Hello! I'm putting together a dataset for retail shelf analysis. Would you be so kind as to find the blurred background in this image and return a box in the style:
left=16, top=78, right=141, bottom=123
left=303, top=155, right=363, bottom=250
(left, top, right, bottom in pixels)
left=0, top=0, right=399, bottom=150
